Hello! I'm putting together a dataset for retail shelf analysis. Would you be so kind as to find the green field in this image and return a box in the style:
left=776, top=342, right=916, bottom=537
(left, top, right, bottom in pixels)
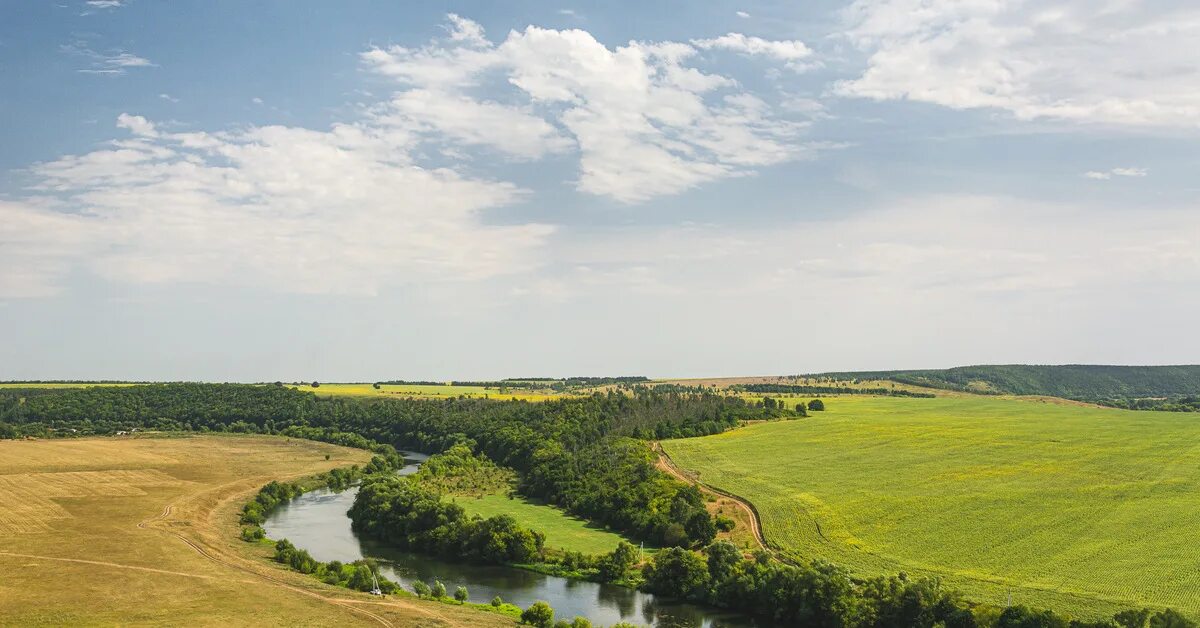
left=452, top=494, right=637, bottom=555
left=661, top=395, right=1200, bottom=619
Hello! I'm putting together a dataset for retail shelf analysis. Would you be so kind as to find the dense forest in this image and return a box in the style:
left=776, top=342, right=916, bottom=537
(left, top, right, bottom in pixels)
left=808, top=365, right=1200, bottom=409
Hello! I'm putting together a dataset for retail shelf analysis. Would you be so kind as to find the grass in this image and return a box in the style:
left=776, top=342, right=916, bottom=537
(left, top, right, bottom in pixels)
left=451, top=493, right=640, bottom=556
left=290, top=382, right=571, bottom=402
left=0, top=434, right=515, bottom=627
left=661, top=395, right=1200, bottom=620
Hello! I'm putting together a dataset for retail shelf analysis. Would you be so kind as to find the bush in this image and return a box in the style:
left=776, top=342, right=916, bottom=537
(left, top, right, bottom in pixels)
left=491, top=595, right=504, bottom=607
left=454, top=585, right=469, bottom=603
left=431, top=580, right=446, bottom=599
left=520, top=601, right=554, bottom=627
left=808, top=398, right=825, bottom=411
left=412, top=580, right=430, bottom=598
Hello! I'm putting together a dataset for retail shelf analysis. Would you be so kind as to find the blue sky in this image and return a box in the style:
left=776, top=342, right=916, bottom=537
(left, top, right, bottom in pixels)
left=1, top=0, right=1197, bottom=380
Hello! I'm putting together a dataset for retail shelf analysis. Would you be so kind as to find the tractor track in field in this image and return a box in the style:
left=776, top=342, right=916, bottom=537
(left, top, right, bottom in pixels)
left=132, top=480, right=455, bottom=628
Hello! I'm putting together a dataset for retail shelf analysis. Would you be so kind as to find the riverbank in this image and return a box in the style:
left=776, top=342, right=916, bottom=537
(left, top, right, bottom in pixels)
left=262, top=452, right=763, bottom=627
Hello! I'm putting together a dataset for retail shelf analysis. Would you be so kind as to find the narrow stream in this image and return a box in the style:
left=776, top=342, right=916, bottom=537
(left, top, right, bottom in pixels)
left=263, top=451, right=764, bottom=627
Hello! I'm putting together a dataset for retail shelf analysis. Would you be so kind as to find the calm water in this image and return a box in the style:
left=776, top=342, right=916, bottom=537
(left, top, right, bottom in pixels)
left=263, top=451, right=763, bottom=628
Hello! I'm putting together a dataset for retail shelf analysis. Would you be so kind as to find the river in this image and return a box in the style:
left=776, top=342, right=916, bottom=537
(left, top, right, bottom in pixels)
left=263, top=451, right=765, bottom=627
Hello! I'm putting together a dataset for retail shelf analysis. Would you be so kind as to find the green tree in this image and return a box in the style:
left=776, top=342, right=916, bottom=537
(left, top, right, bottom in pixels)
left=808, top=398, right=825, bottom=411
left=1115, top=609, right=1152, bottom=628
left=454, top=585, right=469, bottom=603
left=596, top=541, right=638, bottom=582
left=491, top=595, right=504, bottom=607
left=1150, top=609, right=1196, bottom=628
left=411, top=580, right=430, bottom=598
left=431, top=580, right=446, bottom=599
left=643, top=547, right=710, bottom=600
left=706, top=540, right=741, bottom=583
left=520, top=600, right=555, bottom=627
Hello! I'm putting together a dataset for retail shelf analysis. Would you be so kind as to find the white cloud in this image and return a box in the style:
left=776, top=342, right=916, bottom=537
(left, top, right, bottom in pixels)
left=445, top=13, right=488, bottom=46
left=2, top=114, right=553, bottom=298
left=376, top=89, right=574, bottom=160
left=362, top=15, right=811, bottom=202
left=63, top=43, right=155, bottom=75
left=159, top=93, right=179, bottom=103
left=115, top=113, right=158, bottom=138
left=251, top=96, right=264, bottom=105
left=736, top=11, right=750, bottom=18
left=85, top=0, right=124, bottom=8
left=1085, top=167, right=1148, bottom=180
left=835, top=0, right=1200, bottom=128
left=692, top=32, right=813, bottom=63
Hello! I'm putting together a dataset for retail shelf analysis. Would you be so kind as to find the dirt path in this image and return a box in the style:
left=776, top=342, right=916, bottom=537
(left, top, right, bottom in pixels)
left=652, top=442, right=767, bottom=551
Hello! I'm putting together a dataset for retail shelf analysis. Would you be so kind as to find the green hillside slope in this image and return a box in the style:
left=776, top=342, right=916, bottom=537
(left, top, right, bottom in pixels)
left=810, top=364, right=1200, bottom=405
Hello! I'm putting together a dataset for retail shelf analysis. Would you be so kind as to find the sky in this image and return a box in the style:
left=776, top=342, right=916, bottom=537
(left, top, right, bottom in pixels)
left=1, top=0, right=1198, bottom=381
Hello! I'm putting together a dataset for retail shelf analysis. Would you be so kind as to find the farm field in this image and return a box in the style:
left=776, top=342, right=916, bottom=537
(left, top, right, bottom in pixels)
left=451, top=494, right=639, bottom=555
left=0, top=434, right=513, bottom=627
left=290, top=382, right=571, bottom=402
left=661, top=395, right=1200, bottom=620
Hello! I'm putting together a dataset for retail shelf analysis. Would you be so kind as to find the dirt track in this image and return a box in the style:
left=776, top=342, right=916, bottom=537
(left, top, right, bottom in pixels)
left=652, top=442, right=768, bottom=551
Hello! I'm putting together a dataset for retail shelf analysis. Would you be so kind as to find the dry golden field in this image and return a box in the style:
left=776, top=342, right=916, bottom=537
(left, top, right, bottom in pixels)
left=0, top=434, right=515, bottom=627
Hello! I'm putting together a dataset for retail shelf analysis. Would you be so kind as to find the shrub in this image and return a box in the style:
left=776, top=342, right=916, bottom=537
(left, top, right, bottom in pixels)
left=520, top=601, right=554, bottom=627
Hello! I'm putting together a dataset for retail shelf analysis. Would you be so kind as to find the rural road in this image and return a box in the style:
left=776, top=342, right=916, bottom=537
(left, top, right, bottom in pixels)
left=652, top=442, right=769, bottom=552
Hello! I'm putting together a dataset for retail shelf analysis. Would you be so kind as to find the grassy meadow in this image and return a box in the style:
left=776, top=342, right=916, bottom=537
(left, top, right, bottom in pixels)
left=661, top=395, right=1200, bottom=619
left=0, top=435, right=512, bottom=627
left=452, top=493, right=640, bottom=555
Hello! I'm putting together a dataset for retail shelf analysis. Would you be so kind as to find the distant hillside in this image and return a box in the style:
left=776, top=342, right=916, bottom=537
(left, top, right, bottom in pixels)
left=808, top=365, right=1200, bottom=404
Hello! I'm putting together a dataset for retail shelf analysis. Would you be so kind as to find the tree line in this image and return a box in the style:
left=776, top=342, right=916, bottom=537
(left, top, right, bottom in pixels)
left=738, top=383, right=936, bottom=398
left=641, top=542, right=1194, bottom=628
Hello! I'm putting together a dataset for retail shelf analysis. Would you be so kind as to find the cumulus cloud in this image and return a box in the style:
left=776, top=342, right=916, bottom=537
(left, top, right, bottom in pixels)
left=2, top=114, right=552, bottom=298
left=835, top=0, right=1200, bottom=127
left=3, top=14, right=817, bottom=298
left=362, top=15, right=813, bottom=202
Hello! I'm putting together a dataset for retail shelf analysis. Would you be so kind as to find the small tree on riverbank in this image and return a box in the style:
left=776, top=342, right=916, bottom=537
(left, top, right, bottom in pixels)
left=520, top=601, right=554, bottom=627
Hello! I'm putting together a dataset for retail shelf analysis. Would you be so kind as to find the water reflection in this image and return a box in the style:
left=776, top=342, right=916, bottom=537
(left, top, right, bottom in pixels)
left=263, top=451, right=763, bottom=627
